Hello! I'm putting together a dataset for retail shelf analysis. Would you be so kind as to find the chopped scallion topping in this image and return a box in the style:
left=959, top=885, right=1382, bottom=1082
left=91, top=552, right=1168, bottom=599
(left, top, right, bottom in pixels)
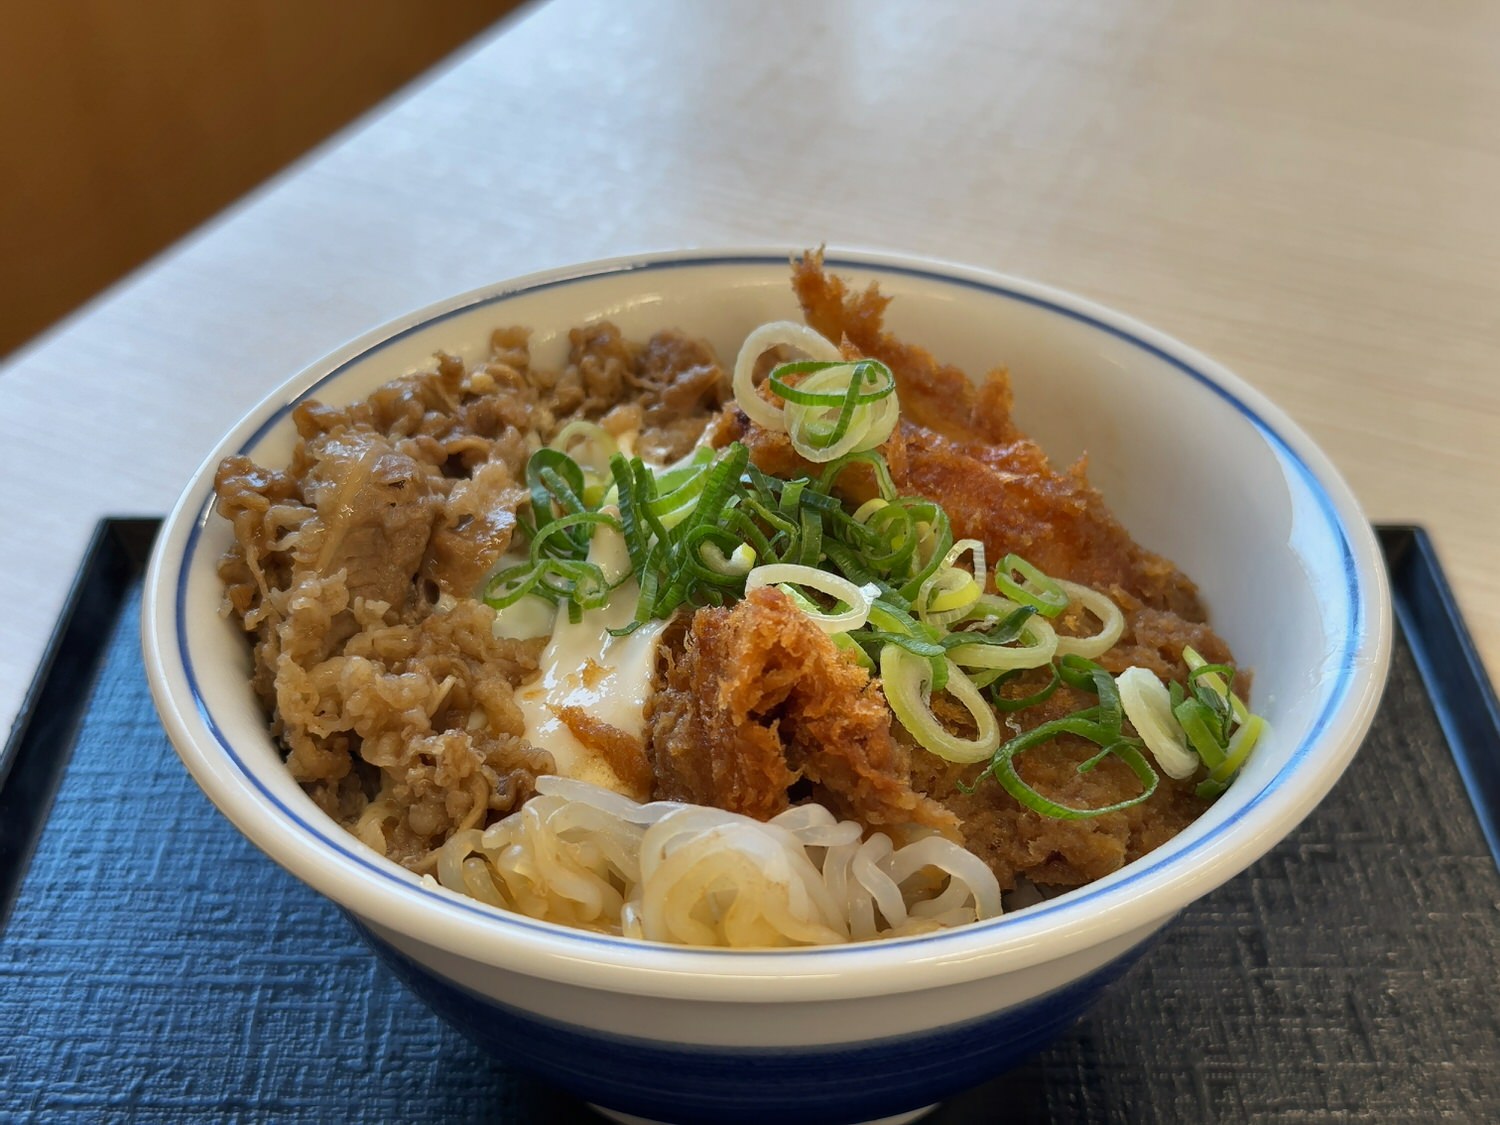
left=484, top=321, right=1268, bottom=818
left=994, top=553, right=1069, bottom=617
left=960, top=659, right=1158, bottom=818
left=768, top=358, right=900, bottom=462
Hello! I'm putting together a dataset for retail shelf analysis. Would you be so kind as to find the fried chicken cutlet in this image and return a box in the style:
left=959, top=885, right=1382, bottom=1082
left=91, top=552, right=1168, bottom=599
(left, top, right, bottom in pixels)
left=668, top=253, right=1229, bottom=890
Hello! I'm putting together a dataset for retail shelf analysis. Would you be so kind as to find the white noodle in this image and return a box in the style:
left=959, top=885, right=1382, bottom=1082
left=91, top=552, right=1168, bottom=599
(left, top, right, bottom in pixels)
left=435, top=777, right=1003, bottom=948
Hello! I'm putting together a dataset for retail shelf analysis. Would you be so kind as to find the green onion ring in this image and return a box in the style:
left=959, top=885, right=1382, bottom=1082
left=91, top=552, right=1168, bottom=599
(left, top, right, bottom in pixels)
left=880, top=646, right=1000, bottom=764
left=1052, top=580, right=1125, bottom=659
left=745, top=563, right=880, bottom=634
left=988, top=664, right=1063, bottom=712
left=731, top=320, right=842, bottom=433
left=1115, top=666, right=1199, bottom=779
left=993, top=553, right=1069, bottom=618
left=978, top=722, right=1159, bottom=819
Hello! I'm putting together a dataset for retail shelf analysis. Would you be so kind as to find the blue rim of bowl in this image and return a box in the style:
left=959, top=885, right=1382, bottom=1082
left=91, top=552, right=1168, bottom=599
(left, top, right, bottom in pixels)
left=174, top=251, right=1365, bottom=958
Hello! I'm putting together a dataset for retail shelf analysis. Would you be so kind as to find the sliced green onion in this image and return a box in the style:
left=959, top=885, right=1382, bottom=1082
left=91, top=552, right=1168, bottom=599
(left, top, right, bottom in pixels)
left=549, top=420, right=619, bottom=475
left=1052, top=580, right=1125, bottom=658
left=893, top=504, right=954, bottom=602
left=1055, top=652, right=1104, bottom=691
left=745, top=563, right=880, bottom=634
left=699, top=540, right=757, bottom=577
left=962, top=706, right=1158, bottom=817
left=1182, top=644, right=1252, bottom=725
left=526, top=448, right=587, bottom=518
left=858, top=502, right=921, bottom=578
left=988, top=664, right=1062, bottom=712
left=832, top=631, right=875, bottom=671
left=648, top=470, right=710, bottom=530
left=860, top=627, right=945, bottom=659
left=731, top=320, right=842, bottom=433
left=652, top=444, right=716, bottom=492
left=993, top=553, right=1069, bottom=618
left=1116, top=667, right=1199, bottom=780
left=769, top=359, right=900, bottom=463
left=484, top=559, right=548, bottom=610
left=946, top=609, right=1057, bottom=671
left=954, top=603, right=1039, bottom=645
left=880, top=646, right=999, bottom=764
left=915, top=539, right=985, bottom=627
left=528, top=510, right=620, bottom=567
left=768, top=359, right=896, bottom=409
left=1197, top=713, right=1267, bottom=797
left=1173, top=697, right=1227, bottom=770
left=817, top=450, right=899, bottom=502
left=990, top=738, right=1159, bottom=819
left=916, top=570, right=982, bottom=624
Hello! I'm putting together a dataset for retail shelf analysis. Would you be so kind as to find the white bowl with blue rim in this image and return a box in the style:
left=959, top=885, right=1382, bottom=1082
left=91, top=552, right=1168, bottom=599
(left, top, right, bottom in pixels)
left=142, top=248, right=1391, bottom=1125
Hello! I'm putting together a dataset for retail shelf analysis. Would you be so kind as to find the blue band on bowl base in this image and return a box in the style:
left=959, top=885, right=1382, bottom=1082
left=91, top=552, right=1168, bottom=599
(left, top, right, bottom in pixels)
left=177, top=252, right=1367, bottom=965
left=351, top=916, right=1152, bottom=1125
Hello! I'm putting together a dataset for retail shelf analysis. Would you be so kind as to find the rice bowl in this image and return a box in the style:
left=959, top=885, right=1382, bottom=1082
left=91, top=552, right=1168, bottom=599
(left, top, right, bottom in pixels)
left=143, top=248, right=1390, bottom=1125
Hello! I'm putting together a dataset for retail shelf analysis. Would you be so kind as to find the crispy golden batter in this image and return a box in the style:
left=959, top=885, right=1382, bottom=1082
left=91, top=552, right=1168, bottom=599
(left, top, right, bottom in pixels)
left=685, top=254, right=1233, bottom=888
left=647, top=587, right=959, bottom=836
left=557, top=706, right=654, bottom=802
left=792, top=249, right=1023, bottom=447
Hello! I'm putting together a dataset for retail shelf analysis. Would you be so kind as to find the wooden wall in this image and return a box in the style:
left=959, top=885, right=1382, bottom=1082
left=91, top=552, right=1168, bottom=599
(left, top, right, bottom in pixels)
left=0, top=0, right=522, bottom=357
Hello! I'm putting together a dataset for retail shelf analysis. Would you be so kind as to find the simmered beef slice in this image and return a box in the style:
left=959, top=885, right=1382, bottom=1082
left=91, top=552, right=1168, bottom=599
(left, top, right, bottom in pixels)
left=646, top=587, right=959, bottom=836
left=297, top=427, right=442, bottom=612
left=422, top=460, right=527, bottom=597
left=634, top=330, right=732, bottom=462
left=213, top=454, right=304, bottom=625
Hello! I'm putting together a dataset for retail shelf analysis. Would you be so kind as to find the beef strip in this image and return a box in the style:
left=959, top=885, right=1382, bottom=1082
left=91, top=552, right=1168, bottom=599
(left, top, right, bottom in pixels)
left=214, top=318, right=731, bottom=871
left=298, top=428, right=442, bottom=612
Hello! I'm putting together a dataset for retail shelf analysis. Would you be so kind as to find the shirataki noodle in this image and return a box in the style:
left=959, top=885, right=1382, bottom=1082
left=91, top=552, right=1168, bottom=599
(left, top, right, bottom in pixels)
left=435, top=775, right=1003, bottom=946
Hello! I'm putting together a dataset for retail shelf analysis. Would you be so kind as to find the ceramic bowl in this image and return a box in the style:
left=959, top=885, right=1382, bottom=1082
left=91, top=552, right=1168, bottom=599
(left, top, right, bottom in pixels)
left=142, top=249, right=1391, bottom=1125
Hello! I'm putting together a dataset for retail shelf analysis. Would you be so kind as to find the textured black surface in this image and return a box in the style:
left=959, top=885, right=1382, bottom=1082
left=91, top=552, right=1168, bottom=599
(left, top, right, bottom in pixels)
left=2, top=531, right=1498, bottom=1123
left=1383, top=526, right=1500, bottom=866
left=0, top=519, right=157, bottom=930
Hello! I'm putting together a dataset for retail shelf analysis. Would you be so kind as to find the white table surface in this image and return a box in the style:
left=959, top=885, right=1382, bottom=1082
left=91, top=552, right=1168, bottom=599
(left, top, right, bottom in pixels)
left=3, top=0, right=1498, bottom=744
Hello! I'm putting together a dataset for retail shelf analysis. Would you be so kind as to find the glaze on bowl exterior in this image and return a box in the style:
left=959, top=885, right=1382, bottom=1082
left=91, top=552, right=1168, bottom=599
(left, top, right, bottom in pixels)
left=143, top=250, right=1391, bottom=1125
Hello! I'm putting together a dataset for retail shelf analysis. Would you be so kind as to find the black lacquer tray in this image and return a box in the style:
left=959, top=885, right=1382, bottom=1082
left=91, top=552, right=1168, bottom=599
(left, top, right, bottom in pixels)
left=2, top=520, right=1497, bottom=1123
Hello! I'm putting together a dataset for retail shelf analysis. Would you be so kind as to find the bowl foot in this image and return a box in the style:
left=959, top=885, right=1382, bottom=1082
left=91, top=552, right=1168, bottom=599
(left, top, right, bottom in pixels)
left=589, top=1105, right=939, bottom=1125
